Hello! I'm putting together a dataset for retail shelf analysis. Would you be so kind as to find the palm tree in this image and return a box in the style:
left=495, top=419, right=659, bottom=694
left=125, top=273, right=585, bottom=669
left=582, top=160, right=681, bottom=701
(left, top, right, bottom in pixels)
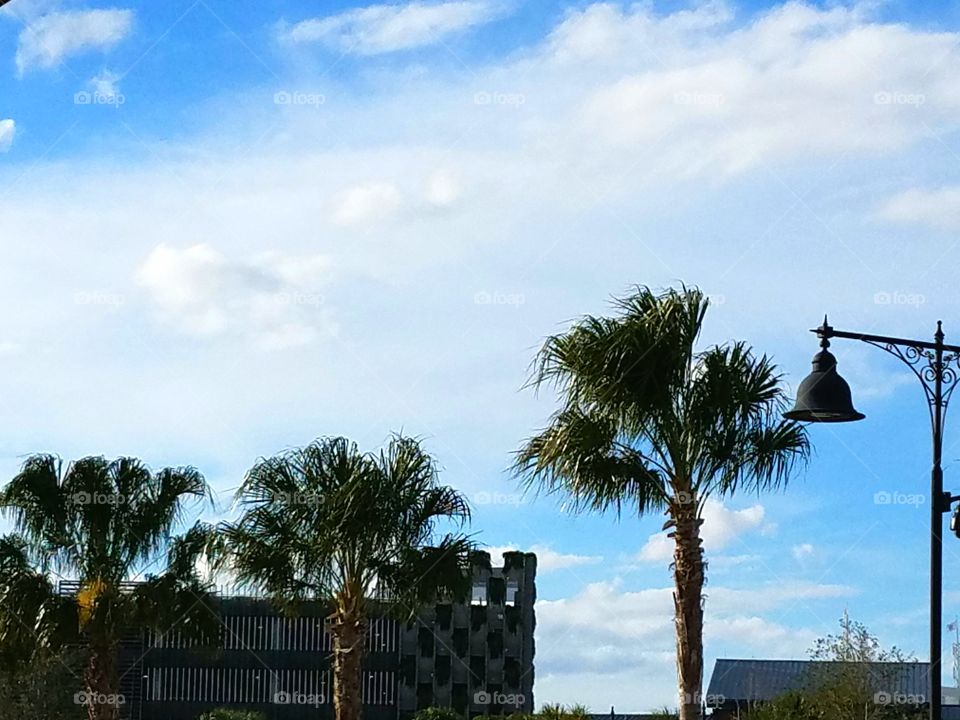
left=0, top=455, right=219, bottom=720
left=514, top=286, right=809, bottom=720
left=219, top=435, right=474, bottom=720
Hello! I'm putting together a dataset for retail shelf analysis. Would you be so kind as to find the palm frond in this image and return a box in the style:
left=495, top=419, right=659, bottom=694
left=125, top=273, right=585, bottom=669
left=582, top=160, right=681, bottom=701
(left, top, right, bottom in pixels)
left=515, top=406, right=669, bottom=516
left=686, top=344, right=810, bottom=495
left=0, top=534, right=58, bottom=662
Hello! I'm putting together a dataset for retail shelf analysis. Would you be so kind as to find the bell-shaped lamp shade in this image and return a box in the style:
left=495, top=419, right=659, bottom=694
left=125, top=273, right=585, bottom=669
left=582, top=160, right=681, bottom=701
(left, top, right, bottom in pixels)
left=784, top=347, right=865, bottom=423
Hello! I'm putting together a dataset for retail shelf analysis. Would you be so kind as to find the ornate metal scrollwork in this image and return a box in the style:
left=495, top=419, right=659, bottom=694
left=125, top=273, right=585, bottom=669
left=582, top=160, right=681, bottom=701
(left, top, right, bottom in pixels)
left=861, top=340, right=960, bottom=427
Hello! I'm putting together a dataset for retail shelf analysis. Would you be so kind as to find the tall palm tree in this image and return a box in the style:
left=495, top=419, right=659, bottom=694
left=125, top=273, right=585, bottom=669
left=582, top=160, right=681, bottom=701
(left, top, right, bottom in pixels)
left=0, top=455, right=219, bottom=720
left=219, top=435, right=474, bottom=720
left=514, top=286, right=809, bottom=720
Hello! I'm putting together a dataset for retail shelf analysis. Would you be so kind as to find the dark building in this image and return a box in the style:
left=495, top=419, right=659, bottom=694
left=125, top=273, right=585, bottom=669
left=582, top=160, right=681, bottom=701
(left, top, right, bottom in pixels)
left=706, top=658, right=960, bottom=719
left=96, top=551, right=535, bottom=720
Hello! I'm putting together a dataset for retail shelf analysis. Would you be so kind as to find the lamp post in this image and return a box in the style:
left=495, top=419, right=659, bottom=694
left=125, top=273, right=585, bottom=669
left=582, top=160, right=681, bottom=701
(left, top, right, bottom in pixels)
left=786, top=317, right=960, bottom=720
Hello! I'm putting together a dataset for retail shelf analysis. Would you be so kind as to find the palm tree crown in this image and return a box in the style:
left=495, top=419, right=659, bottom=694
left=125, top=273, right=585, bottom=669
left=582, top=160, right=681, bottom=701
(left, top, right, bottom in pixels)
left=517, top=287, right=808, bottom=511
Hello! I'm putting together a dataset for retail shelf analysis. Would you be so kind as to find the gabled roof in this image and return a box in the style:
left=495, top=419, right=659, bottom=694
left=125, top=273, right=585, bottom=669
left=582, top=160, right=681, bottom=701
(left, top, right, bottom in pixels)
left=708, top=658, right=934, bottom=702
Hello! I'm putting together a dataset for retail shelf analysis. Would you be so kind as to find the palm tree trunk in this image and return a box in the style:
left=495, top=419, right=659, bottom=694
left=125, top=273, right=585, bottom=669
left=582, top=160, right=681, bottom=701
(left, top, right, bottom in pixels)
left=332, top=588, right=367, bottom=720
left=83, top=643, right=120, bottom=720
left=672, top=501, right=705, bottom=720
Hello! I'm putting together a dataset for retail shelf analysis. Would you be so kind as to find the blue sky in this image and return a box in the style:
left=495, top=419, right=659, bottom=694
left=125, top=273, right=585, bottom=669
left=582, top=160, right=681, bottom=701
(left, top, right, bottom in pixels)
left=4, top=0, right=960, bottom=711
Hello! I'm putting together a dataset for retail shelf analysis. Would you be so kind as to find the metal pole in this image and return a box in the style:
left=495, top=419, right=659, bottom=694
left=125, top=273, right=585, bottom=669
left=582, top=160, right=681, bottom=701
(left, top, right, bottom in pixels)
left=805, top=319, right=957, bottom=719
left=932, top=321, right=945, bottom=720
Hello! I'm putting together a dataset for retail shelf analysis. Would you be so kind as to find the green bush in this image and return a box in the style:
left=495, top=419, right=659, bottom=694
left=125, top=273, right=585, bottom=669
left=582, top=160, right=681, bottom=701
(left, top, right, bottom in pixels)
left=538, top=705, right=591, bottom=720
left=0, top=649, right=86, bottom=720
left=413, top=708, right=463, bottom=720
left=198, top=710, right=267, bottom=720
left=649, top=708, right=678, bottom=720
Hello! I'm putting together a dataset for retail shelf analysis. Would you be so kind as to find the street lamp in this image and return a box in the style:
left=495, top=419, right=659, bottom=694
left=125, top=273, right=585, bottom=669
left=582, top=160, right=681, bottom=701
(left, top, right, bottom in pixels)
left=786, top=316, right=960, bottom=720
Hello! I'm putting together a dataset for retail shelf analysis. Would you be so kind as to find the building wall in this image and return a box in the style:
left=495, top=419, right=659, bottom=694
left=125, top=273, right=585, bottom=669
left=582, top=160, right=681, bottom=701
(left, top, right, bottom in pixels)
left=397, top=551, right=537, bottom=719
left=116, top=553, right=535, bottom=720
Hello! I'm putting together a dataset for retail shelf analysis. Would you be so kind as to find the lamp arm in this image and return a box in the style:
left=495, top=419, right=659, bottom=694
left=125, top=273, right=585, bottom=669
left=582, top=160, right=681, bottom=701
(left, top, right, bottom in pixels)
left=815, top=325, right=960, bottom=355
left=813, top=322, right=960, bottom=428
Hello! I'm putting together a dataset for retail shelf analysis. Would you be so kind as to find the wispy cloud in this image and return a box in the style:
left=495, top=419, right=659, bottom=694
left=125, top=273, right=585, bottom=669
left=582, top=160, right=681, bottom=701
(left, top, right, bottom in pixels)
left=0, top=119, right=15, bottom=151
left=279, top=1, right=505, bottom=55
left=332, top=182, right=403, bottom=226
left=878, top=186, right=960, bottom=231
left=792, top=543, right=815, bottom=561
left=486, top=543, right=602, bottom=572
left=137, top=243, right=335, bottom=350
left=16, top=7, right=133, bottom=73
left=637, top=501, right=767, bottom=563
left=535, top=578, right=851, bottom=706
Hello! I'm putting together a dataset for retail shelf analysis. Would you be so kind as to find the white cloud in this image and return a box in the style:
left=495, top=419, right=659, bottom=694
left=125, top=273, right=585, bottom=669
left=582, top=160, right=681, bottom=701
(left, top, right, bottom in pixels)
left=792, top=543, right=815, bottom=561
left=137, top=243, right=335, bottom=350
left=709, top=581, right=854, bottom=615
left=552, top=2, right=960, bottom=175
left=16, top=8, right=133, bottom=73
left=88, top=69, right=122, bottom=100
left=279, top=0, right=503, bottom=54
left=424, top=170, right=462, bottom=208
left=0, top=120, right=15, bottom=152
left=535, top=578, right=852, bottom=709
left=878, top=187, right=960, bottom=231
left=6, top=1, right=960, bottom=464
left=331, top=172, right=463, bottom=225
left=545, top=0, right=735, bottom=65
left=638, top=500, right=767, bottom=563
left=486, top=543, right=602, bottom=572
left=332, top=182, right=403, bottom=226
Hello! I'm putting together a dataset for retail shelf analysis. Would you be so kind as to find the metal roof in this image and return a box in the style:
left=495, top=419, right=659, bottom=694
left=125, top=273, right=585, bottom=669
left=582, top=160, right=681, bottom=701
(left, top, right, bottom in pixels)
left=708, top=659, right=938, bottom=703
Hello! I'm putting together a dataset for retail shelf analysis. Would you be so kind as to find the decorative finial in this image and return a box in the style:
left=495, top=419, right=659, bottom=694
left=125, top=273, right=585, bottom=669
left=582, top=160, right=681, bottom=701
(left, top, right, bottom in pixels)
left=818, top=315, right=832, bottom=349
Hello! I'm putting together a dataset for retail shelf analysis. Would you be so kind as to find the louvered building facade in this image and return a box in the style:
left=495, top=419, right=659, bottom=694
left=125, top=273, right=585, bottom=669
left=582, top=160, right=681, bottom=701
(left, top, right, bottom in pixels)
left=81, top=550, right=536, bottom=720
